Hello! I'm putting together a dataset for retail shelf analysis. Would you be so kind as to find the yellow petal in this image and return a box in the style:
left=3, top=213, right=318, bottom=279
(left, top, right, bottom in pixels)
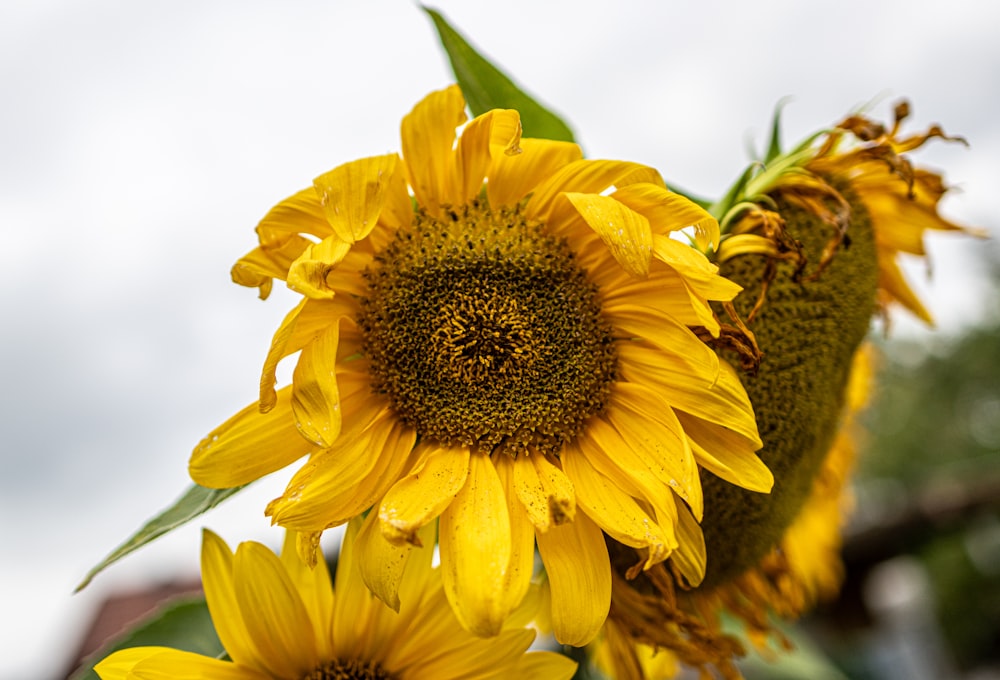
left=310, top=415, right=418, bottom=527
left=679, top=412, right=773, bottom=493
left=577, top=417, right=679, bottom=530
left=562, top=442, right=675, bottom=569
left=598, top=267, right=716, bottom=331
left=233, top=541, right=318, bottom=678
left=285, top=235, right=353, bottom=300
left=439, top=452, right=513, bottom=637
left=356, top=508, right=435, bottom=612
left=608, top=304, right=720, bottom=379
left=488, top=138, right=582, bottom=209
left=258, top=297, right=353, bottom=412
left=291, top=322, right=342, bottom=447
left=613, top=182, right=721, bottom=248
left=379, top=161, right=415, bottom=231
left=653, top=236, right=743, bottom=304
left=607, top=382, right=703, bottom=520
left=255, top=186, right=333, bottom=241
left=454, top=108, right=522, bottom=203
left=512, top=453, right=575, bottom=532
left=877, top=249, right=934, bottom=324
left=278, top=530, right=334, bottom=660
left=230, top=238, right=310, bottom=298
left=718, top=233, right=781, bottom=259
left=266, top=401, right=411, bottom=532
left=199, top=530, right=265, bottom=672
left=535, top=511, right=610, bottom=646
left=494, top=455, right=537, bottom=616
left=189, top=387, right=313, bottom=488
left=509, top=652, right=579, bottom=680
left=312, top=154, right=399, bottom=244
left=97, top=648, right=257, bottom=680
left=229, top=185, right=335, bottom=299
left=415, top=630, right=536, bottom=679
left=331, top=517, right=379, bottom=661
left=670, top=499, right=707, bottom=587
left=401, top=84, right=467, bottom=215
left=616, top=341, right=760, bottom=445
left=528, top=158, right=664, bottom=223
left=563, top=193, right=652, bottom=278
left=379, top=444, right=470, bottom=546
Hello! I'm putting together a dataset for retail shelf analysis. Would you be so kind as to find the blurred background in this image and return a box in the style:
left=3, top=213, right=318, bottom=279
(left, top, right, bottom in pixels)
left=1, top=1, right=998, bottom=678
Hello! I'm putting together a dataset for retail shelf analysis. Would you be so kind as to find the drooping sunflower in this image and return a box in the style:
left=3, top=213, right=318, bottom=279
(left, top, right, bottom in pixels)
left=717, top=99, right=975, bottom=325
left=596, top=101, right=978, bottom=678
left=95, top=520, right=576, bottom=680
left=189, top=85, right=770, bottom=645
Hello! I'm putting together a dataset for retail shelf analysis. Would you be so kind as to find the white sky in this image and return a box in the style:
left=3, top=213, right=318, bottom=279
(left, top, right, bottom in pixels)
left=2, top=1, right=998, bottom=678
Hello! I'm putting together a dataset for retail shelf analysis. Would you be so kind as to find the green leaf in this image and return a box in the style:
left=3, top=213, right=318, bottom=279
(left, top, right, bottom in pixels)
left=423, top=6, right=576, bottom=143
left=75, top=483, right=245, bottom=592
left=69, top=596, right=223, bottom=680
left=762, top=97, right=793, bottom=164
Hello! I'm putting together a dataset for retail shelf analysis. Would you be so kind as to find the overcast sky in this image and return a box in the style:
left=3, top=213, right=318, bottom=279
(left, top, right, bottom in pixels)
left=2, top=2, right=998, bottom=678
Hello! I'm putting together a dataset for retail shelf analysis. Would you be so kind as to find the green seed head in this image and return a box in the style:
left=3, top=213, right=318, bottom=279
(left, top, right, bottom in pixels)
left=698, top=188, right=879, bottom=589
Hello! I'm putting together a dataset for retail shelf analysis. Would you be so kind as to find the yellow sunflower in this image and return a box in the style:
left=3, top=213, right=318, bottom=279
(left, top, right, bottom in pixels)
left=95, top=520, right=576, bottom=680
left=190, top=85, right=770, bottom=645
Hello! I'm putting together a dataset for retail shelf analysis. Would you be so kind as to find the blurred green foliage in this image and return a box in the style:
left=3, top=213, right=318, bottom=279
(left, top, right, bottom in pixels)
left=854, top=254, right=1000, bottom=672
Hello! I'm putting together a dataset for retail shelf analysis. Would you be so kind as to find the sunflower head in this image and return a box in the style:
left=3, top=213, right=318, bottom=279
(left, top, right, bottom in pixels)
left=597, top=100, right=978, bottom=678
left=357, top=199, right=618, bottom=457
left=715, top=99, right=978, bottom=324
left=192, top=85, right=772, bottom=646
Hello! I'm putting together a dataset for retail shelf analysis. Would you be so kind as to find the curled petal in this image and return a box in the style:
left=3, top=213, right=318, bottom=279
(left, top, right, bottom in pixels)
left=291, top=323, right=342, bottom=447
left=356, top=508, right=435, bottom=612
left=455, top=108, right=522, bottom=203
left=258, top=298, right=354, bottom=412
left=379, top=445, right=470, bottom=546
left=312, top=154, right=400, bottom=244
left=512, top=453, right=576, bottom=532
left=286, top=236, right=352, bottom=300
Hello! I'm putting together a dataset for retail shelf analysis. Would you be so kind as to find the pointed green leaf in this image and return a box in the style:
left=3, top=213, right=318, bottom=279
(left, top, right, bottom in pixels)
left=423, top=6, right=576, bottom=143
left=69, top=596, right=223, bottom=680
left=75, top=483, right=246, bottom=592
left=763, top=97, right=793, bottom=164
left=711, top=161, right=763, bottom=226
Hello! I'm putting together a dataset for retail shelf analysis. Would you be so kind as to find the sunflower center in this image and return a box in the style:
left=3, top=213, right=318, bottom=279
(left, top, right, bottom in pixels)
left=302, top=659, right=394, bottom=680
left=359, top=201, right=617, bottom=456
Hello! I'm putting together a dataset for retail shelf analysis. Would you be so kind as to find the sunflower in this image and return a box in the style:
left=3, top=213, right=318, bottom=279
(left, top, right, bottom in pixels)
left=596, top=344, right=873, bottom=680
left=593, top=101, right=976, bottom=678
left=95, top=519, right=575, bottom=680
left=190, top=85, right=769, bottom=645
left=716, top=99, right=976, bottom=325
